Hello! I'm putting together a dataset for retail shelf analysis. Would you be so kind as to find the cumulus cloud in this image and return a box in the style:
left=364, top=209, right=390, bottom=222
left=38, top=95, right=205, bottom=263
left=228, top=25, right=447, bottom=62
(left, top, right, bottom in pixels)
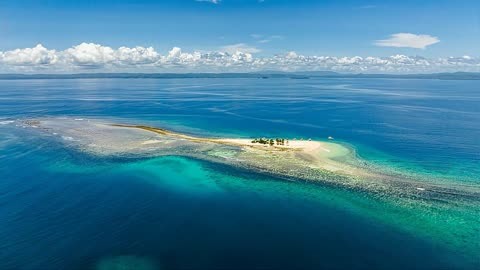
left=115, top=46, right=159, bottom=65
left=1, top=44, right=57, bottom=66
left=61, top=43, right=160, bottom=68
left=375, top=33, right=440, bottom=49
left=0, top=43, right=479, bottom=73
left=64, top=43, right=115, bottom=67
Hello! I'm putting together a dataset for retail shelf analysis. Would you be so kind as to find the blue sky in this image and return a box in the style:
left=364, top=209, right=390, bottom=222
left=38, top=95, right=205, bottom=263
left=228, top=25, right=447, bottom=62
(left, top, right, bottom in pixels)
left=1, top=0, right=479, bottom=56
left=0, top=0, right=479, bottom=73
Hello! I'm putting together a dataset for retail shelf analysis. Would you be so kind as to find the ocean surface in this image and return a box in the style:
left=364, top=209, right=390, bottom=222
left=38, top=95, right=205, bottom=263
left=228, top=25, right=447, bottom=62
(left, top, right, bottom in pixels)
left=0, top=77, right=478, bottom=269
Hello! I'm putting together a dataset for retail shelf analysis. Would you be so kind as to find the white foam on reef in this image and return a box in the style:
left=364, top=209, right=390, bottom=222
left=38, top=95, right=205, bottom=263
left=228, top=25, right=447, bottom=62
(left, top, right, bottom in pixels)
left=141, top=139, right=164, bottom=145
left=62, top=136, right=75, bottom=141
left=0, top=120, right=14, bottom=125
left=25, top=118, right=216, bottom=156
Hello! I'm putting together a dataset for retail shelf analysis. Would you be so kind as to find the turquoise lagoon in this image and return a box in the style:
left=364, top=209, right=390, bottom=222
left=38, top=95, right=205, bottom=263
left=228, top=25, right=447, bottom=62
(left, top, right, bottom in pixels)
left=0, top=77, right=478, bottom=269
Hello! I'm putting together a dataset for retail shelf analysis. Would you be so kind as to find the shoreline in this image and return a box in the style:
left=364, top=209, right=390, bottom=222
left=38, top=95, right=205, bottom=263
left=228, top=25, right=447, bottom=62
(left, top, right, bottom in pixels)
left=113, top=123, right=341, bottom=154
left=111, top=123, right=373, bottom=179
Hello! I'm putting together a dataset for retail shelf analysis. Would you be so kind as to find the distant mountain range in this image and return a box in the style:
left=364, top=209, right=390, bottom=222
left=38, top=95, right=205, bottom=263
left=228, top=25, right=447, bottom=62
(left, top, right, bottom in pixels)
left=0, top=71, right=479, bottom=80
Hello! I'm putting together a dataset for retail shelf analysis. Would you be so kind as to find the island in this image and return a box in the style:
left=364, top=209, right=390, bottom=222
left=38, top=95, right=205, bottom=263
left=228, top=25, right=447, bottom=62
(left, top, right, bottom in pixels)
left=21, top=117, right=480, bottom=206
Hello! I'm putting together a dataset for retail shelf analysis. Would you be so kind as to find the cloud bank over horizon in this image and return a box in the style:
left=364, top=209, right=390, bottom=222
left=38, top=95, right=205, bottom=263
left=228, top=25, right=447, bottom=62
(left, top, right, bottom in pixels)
left=0, top=43, right=478, bottom=74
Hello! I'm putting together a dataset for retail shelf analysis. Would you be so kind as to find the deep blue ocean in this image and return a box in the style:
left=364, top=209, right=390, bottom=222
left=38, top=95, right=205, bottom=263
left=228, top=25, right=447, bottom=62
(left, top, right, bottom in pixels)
left=0, top=78, right=479, bottom=269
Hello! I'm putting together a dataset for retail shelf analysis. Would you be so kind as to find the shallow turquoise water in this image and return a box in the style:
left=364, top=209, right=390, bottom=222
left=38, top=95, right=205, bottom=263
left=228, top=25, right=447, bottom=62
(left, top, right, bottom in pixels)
left=0, top=78, right=479, bottom=269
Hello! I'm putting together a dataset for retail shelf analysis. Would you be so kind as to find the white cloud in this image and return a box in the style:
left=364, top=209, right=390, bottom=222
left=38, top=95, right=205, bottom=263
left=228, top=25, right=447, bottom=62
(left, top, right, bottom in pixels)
left=115, top=46, right=159, bottom=65
left=195, top=0, right=220, bottom=4
left=167, top=47, right=183, bottom=59
left=375, top=33, right=440, bottom=49
left=251, top=34, right=284, bottom=44
left=220, top=43, right=261, bottom=54
left=64, top=43, right=115, bottom=67
left=0, top=43, right=479, bottom=73
left=61, top=43, right=160, bottom=68
left=285, top=51, right=298, bottom=59
left=1, top=44, right=57, bottom=66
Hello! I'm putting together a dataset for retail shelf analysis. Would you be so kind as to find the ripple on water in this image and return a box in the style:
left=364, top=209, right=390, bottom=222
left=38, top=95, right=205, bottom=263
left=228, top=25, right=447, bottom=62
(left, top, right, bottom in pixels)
left=95, top=255, right=159, bottom=270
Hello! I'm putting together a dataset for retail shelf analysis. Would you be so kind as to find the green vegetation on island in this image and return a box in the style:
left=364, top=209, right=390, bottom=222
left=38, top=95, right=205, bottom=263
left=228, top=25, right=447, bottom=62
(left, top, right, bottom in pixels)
left=251, top=138, right=288, bottom=146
